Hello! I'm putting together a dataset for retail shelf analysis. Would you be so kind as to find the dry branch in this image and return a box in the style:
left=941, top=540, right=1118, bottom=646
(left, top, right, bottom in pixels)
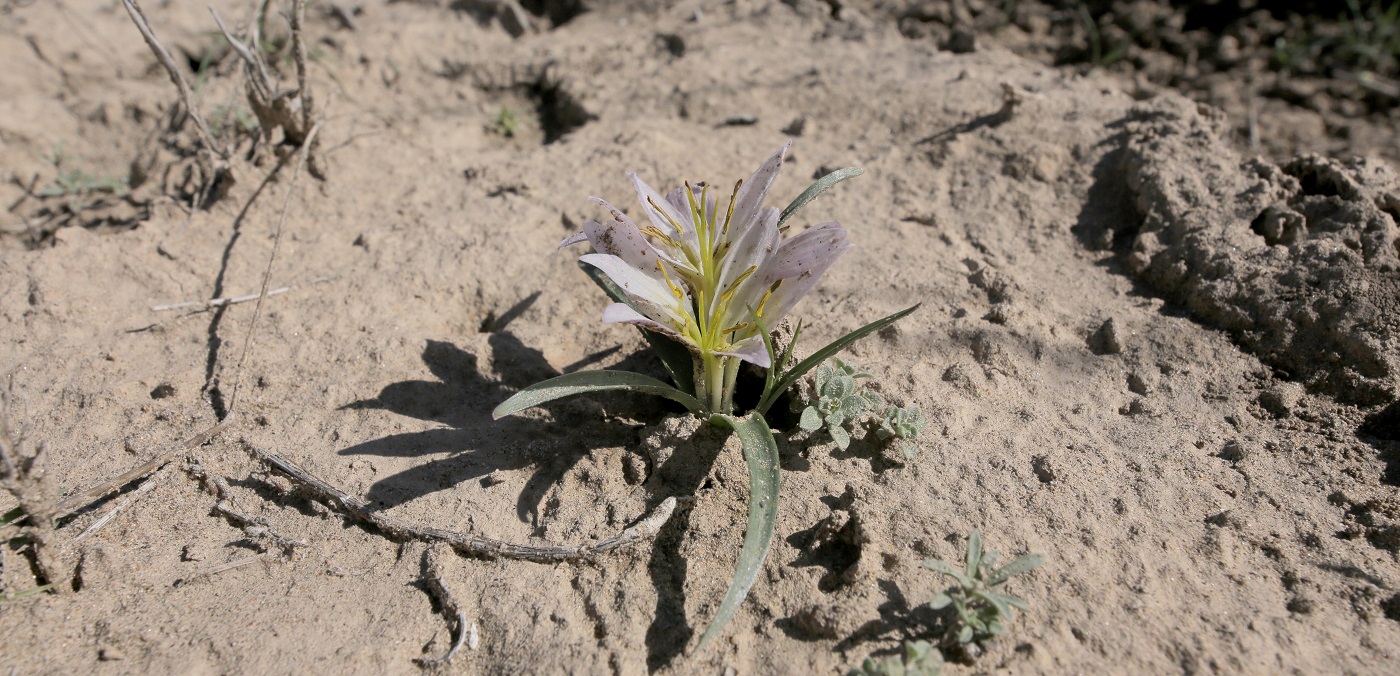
left=245, top=445, right=683, bottom=563
left=119, top=0, right=226, bottom=162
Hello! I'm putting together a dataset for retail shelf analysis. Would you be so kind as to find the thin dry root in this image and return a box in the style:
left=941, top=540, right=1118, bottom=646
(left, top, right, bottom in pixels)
left=415, top=545, right=468, bottom=667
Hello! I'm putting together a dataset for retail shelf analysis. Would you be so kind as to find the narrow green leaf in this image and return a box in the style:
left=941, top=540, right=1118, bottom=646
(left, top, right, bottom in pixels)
left=987, top=553, right=1044, bottom=587
left=984, top=591, right=1030, bottom=611
left=759, top=304, right=920, bottom=414
left=492, top=370, right=702, bottom=419
left=697, top=412, right=781, bottom=651
left=928, top=592, right=953, bottom=609
left=778, top=319, right=803, bottom=372
left=579, top=260, right=696, bottom=394
left=965, top=530, right=983, bottom=578
left=750, top=309, right=780, bottom=405
left=978, top=589, right=1015, bottom=622
left=0, top=506, right=26, bottom=529
left=920, top=558, right=958, bottom=576
left=779, top=166, right=863, bottom=227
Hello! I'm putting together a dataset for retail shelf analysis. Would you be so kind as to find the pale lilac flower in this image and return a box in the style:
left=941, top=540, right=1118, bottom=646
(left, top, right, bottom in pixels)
left=561, top=143, right=851, bottom=372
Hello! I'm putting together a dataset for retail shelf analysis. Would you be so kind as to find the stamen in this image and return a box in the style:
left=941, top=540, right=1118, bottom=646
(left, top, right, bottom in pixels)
left=755, top=280, right=782, bottom=317
left=721, top=179, right=741, bottom=236
left=718, top=265, right=758, bottom=304
left=647, top=196, right=685, bottom=234
left=657, top=261, right=685, bottom=300
left=721, top=322, right=750, bottom=335
left=684, top=181, right=704, bottom=239
left=640, top=225, right=681, bottom=249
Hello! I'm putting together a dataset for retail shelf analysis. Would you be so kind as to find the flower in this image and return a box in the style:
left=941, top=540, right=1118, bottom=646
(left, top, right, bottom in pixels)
left=561, top=142, right=851, bottom=373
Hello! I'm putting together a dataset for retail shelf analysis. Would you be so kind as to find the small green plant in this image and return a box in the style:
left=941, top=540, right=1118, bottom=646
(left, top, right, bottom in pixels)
left=876, top=404, right=924, bottom=459
left=799, top=358, right=883, bottom=449
left=924, top=531, right=1043, bottom=647
left=37, top=143, right=127, bottom=198
left=210, top=104, right=260, bottom=139
left=491, top=106, right=520, bottom=137
left=849, top=640, right=943, bottom=676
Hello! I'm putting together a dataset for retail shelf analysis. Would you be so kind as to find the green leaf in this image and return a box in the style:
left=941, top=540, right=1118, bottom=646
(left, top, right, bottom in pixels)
left=0, top=506, right=26, bottom=529
left=957, top=625, right=974, bottom=644
left=987, top=553, right=1045, bottom=587
left=758, top=305, right=919, bottom=415
left=492, top=370, right=702, bottom=419
left=799, top=406, right=822, bottom=431
left=984, top=590, right=1030, bottom=612
left=965, top=530, right=983, bottom=578
left=978, top=589, right=1015, bottom=622
left=579, top=260, right=696, bottom=394
left=779, top=166, right=864, bottom=227
left=697, top=412, right=781, bottom=651
left=928, top=592, right=953, bottom=609
left=830, top=425, right=851, bottom=450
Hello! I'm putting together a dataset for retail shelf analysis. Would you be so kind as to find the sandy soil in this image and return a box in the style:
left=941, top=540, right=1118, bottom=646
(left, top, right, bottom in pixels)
left=1, top=1, right=1398, bottom=673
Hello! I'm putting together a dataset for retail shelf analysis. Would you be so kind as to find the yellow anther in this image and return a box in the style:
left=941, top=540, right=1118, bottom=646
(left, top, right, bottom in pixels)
left=657, top=261, right=685, bottom=300
left=640, top=225, right=681, bottom=250
left=718, top=265, right=758, bottom=304
left=648, top=196, right=685, bottom=234
left=755, top=280, right=781, bottom=317
left=684, top=181, right=704, bottom=238
left=722, top=322, right=750, bottom=335
left=722, top=179, right=742, bottom=236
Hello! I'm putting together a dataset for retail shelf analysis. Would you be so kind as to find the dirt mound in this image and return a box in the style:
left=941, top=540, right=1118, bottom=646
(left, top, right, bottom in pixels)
left=1116, top=97, right=1400, bottom=404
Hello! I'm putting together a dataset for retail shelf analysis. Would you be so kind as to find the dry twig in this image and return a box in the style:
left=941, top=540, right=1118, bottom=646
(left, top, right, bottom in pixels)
left=415, top=545, right=468, bottom=667
left=206, top=475, right=308, bottom=556
left=246, top=445, right=683, bottom=563
left=210, top=0, right=326, bottom=178
left=119, top=0, right=227, bottom=163
left=67, top=466, right=169, bottom=547
left=150, top=275, right=336, bottom=312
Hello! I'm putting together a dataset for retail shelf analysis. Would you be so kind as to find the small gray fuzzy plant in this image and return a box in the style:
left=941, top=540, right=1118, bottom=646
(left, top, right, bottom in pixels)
left=797, top=358, right=924, bottom=458
left=848, top=640, right=943, bottom=676
left=923, top=530, right=1044, bottom=647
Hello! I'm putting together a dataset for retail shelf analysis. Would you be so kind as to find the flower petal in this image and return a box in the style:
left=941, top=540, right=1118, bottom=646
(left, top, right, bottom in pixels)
left=579, top=253, right=689, bottom=328
left=714, top=335, right=771, bottom=368
left=601, top=303, right=692, bottom=343
left=558, top=231, right=589, bottom=248
left=629, top=172, right=694, bottom=245
left=728, top=142, right=790, bottom=239
left=757, top=221, right=852, bottom=323
left=717, top=206, right=779, bottom=292
left=583, top=218, right=662, bottom=275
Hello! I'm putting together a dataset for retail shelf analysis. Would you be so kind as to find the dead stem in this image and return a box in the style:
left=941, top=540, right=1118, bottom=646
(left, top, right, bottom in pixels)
left=244, top=444, right=684, bottom=563
left=119, top=0, right=226, bottom=162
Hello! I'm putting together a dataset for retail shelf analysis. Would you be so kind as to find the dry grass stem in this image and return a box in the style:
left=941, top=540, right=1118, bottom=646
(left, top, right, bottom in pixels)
left=150, top=275, right=335, bottom=312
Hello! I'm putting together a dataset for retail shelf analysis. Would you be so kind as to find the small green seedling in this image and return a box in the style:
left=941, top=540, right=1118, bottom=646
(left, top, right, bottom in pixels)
left=37, top=142, right=127, bottom=199
left=491, top=106, right=520, bottom=137
left=875, top=404, right=924, bottom=459
left=799, top=358, right=883, bottom=449
left=848, top=640, right=943, bottom=676
left=924, top=530, right=1043, bottom=646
